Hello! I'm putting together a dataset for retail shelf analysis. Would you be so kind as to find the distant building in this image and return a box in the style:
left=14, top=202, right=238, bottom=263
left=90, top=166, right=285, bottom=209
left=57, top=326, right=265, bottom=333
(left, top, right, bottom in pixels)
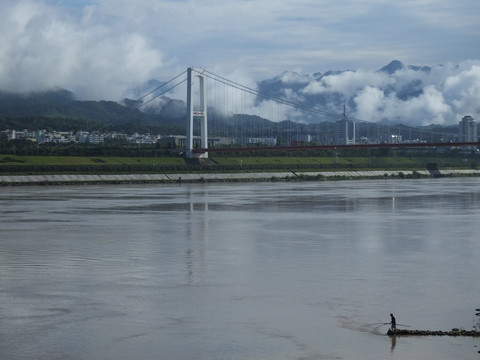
left=233, top=137, right=277, bottom=147
left=388, top=134, right=402, bottom=144
left=77, top=131, right=104, bottom=144
left=158, top=135, right=233, bottom=148
left=286, top=135, right=312, bottom=147
left=458, top=115, right=477, bottom=142
left=105, top=132, right=128, bottom=141
left=129, top=133, right=161, bottom=144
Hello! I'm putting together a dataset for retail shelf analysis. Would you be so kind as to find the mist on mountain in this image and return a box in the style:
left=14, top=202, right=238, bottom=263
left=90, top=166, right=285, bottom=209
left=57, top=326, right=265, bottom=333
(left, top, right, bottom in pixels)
left=1, top=60, right=479, bottom=130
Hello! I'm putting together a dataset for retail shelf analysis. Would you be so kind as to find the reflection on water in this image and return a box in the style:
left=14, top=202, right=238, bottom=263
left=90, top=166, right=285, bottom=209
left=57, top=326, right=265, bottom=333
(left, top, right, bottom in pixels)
left=1, top=178, right=480, bottom=360
left=391, top=335, right=397, bottom=353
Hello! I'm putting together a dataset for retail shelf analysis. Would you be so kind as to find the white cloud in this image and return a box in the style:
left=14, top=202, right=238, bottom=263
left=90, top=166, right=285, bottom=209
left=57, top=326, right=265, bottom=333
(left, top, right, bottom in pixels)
left=0, top=0, right=164, bottom=99
left=303, top=71, right=394, bottom=98
left=397, top=0, right=480, bottom=30
left=279, top=72, right=311, bottom=85
left=389, top=85, right=451, bottom=125
left=354, top=86, right=387, bottom=121
left=0, top=0, right=478, bottom=127
left=4, top=0, right=479, bottom=89
left=353, top=63, right=480, bottom=125
left=283, top=60, right=480, bottom=125
left=443, top=64, right=480, bottom=115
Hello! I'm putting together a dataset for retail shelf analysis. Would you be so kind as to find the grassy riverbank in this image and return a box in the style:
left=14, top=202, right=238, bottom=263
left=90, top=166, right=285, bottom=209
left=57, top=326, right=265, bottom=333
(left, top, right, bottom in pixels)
left=1, top=153, right=478, bottom=175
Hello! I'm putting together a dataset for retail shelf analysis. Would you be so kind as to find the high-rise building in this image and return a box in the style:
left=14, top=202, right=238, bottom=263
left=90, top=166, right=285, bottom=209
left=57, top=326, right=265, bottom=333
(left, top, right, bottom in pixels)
left=458, top=115, right=477, bottom=142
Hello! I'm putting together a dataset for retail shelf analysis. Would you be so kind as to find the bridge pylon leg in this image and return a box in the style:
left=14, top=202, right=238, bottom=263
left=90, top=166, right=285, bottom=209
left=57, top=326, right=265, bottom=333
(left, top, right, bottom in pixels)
left=186, top=67, right=208, bottom=159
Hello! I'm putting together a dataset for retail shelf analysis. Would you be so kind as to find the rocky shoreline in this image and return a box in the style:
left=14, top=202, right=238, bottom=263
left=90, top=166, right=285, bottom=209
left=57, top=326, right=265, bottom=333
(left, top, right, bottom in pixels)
left=388, top=308, right=480, bottom=343
left=387, top=329, right=480, bottom=337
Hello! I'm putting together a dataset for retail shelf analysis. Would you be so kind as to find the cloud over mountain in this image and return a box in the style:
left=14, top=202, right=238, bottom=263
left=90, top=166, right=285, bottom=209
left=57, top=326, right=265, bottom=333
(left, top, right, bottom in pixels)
left=0, top=0, right=163, bottom=100
left=256, top=60, right=480, bottom=126
left=0, top=0, right=478, bottom=127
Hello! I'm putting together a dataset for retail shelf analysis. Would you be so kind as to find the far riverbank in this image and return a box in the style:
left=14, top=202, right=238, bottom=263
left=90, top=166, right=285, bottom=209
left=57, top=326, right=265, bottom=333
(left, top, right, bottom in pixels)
left=2, top=169, right=480, bottom=186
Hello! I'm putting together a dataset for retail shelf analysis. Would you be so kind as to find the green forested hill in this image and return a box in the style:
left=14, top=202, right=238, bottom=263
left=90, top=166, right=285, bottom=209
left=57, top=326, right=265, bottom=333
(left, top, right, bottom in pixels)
left=0, top=89, right=184, bottom=134
left=0, top=89, right=460, bottom=141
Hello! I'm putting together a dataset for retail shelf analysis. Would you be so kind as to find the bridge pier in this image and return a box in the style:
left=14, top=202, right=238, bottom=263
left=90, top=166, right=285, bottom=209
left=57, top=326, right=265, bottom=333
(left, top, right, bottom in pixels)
left=186, top=68, right=208, bottom=159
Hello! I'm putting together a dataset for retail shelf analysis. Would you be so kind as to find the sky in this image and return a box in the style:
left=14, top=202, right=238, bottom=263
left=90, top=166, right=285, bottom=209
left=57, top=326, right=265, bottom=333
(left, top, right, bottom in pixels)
left=0, top=0, right=479, bottom=125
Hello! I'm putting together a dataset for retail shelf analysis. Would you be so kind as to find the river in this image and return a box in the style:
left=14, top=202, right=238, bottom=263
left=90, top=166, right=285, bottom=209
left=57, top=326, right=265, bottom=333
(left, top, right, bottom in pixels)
left=1, top=178, right=479, bottom=359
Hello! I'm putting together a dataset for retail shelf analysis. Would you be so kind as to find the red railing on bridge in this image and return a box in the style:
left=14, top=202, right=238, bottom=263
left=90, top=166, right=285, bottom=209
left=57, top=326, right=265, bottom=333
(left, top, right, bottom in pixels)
left=192, top=142, right=480, bottom=153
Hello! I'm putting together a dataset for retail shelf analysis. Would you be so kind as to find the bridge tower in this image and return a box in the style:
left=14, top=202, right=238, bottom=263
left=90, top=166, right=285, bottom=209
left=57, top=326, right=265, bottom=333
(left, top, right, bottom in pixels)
left=335, top=104, right=355, bottom=145
left=186, top=68, right=208, bottom=159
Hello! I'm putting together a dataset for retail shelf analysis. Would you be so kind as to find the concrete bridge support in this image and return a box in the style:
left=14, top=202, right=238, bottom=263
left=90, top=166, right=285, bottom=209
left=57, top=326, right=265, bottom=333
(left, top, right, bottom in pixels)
left=186, top=68, right=208, bottom=159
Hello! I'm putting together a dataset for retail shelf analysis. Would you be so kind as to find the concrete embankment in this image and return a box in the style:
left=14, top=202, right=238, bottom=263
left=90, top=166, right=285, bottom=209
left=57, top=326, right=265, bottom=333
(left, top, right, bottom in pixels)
left=1, top=169, right=480, bottom=185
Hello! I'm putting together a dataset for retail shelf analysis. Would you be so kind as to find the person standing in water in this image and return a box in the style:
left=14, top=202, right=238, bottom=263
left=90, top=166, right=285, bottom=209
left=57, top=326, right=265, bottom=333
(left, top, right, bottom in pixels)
left=390, top=313, right=396, bottom=330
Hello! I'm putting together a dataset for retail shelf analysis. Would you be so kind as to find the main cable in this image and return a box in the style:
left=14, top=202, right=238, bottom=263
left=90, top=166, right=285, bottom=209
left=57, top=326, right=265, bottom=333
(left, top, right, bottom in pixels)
left=199, top=69, right=342, bottom=119
left=136, top=70, right=187, bottom=103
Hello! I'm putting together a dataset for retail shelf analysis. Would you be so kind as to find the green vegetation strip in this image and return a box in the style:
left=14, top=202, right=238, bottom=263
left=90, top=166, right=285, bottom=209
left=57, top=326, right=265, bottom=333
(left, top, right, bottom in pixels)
left=0, top=154, right=478, bottom=175
left=0, top=155, right=185, bottom=166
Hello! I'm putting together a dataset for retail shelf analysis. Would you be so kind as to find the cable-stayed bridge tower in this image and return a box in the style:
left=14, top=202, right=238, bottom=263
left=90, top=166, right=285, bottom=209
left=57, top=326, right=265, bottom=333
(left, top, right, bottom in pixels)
left=186, top=68, right=208, bottom=159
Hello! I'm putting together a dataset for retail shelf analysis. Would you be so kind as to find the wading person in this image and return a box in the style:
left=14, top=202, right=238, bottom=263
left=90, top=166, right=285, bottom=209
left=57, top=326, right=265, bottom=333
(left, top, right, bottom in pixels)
left=390, top=313, right=396, bottom=330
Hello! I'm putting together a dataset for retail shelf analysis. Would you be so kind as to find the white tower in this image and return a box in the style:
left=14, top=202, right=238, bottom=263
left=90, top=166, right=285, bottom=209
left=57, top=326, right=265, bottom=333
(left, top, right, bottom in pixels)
left=186, top=68, right=208, bottom=159
left=335, top=104, right=355, bottom=145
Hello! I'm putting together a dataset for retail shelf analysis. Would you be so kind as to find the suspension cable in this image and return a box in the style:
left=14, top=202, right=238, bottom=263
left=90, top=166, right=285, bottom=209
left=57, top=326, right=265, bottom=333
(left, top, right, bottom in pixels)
left=199, top=69, right=342, bottom=119
left=138, top=78, right=188, bottom=108
left=136, top=70, right=187, bottom=103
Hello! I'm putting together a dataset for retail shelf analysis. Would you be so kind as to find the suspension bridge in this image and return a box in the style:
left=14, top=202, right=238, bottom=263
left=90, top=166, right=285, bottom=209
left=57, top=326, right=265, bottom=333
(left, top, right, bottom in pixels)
left=135, top=68, right=480, bottom=158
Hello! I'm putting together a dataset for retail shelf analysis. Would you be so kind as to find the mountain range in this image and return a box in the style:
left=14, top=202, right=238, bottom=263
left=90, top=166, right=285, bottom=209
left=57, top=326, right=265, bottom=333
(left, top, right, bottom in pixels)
left=0, top=60, right=476, bottom=134
left=255, top=60, right=435, bottom=123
